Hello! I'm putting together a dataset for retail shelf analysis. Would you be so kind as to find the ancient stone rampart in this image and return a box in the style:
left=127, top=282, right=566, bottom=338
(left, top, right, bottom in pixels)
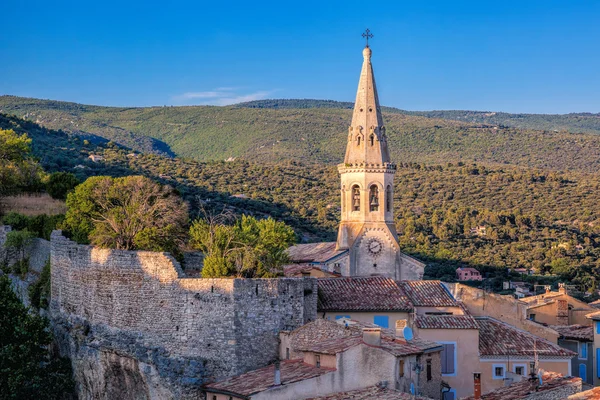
left=49, top=230, right=317, bottom=399
left=1, top=225, right=51, bottom=306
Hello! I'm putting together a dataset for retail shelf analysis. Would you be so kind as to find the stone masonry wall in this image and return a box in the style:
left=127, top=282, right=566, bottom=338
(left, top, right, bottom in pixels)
left=50, top=230, right=317, bottom=399
left=1, top=225, right=51, bottom=307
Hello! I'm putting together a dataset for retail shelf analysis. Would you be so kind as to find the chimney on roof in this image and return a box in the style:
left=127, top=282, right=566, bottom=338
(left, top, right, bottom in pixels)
left=395, top=319, right=408, bottom=339
left=362, top=327, right=381, bottom=346
left=473, top=373, right=482, bottom=399
left=558, top=283, right=566, bottom=294
left=545, top=285, right=551, bottom=294
left=274, top=360, right=281, bottom=386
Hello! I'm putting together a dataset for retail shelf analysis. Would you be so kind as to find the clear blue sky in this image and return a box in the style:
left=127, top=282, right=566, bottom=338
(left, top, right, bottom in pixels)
left=2, top=0, right=599, bottom=113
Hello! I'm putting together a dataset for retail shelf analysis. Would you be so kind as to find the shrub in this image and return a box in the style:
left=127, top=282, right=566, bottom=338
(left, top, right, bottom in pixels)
left=46, top=172, right=79, bottom=200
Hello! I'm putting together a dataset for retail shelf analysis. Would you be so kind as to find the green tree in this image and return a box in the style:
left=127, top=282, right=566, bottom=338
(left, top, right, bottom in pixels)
left=190, top=214, right=296, bottom=278
left=61, top=175, right=188, bottom=253
left=0, top=129, right=43, bottom=197
left=3, top=230, right=35, bottom=276
left=46, top=172, right=79, bottom=200
left=0, top=275, right=74, bottom=399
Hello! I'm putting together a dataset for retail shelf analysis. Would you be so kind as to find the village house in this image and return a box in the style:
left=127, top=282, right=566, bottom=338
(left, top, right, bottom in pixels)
left=317, top=277, right=575, bottom=399
left=549, top=324, right=594, bottom=385
left=205, top=318, right=443, bottom=399
left=456, top=267, right=483, bottom=281
left=520, top=284, right=596, bottom=326
left=585, top=310, right=600, bottom=386
left=462, top=371, right=583, bottom=400
left=87, top=154, right=104, bottom=162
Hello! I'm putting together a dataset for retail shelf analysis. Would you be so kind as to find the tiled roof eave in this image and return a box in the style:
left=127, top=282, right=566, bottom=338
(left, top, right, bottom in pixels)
left=479, top=354, right=575, bottom=360
left=318, top=307, right=413, bottom=312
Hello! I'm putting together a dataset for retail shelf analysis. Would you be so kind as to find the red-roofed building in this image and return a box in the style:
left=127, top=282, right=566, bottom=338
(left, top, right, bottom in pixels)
left=206, top=318, right=443, bottom=399
left=456, top=267, right=482, bottom=281
left=585, top=310, right=600, bottom=386
left=462, top=371, right=583, bottom=400
left=549, top=324, right=595, bottom=385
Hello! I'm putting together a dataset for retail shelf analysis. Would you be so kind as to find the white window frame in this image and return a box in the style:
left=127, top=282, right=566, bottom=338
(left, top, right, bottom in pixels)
left=492, top=363, right=506, bottom=380
left=438, top=341, right=458, bottom=377
left=578, top=342, right=588, bottom=360
left=512, top=363, right=527, bottom=376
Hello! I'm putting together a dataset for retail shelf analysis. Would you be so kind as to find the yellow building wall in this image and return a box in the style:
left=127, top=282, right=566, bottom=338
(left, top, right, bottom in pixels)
left=479, top=359, right=570, bottom=394
left=413, top=328, right=480, bottom=399
left=527, top=302, right=558, bottom=325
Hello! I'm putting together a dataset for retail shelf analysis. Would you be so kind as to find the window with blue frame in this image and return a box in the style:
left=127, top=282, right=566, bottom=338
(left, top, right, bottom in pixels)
left=335, top=315, right=350, bottom=320
left=597, top=349, right=600, bottom=378
left=596, top=321, right=600, bottom=334
left=579, top=342, right=588, bottom=359
left=579, top=363, right=586, bottom=380
left=373, top=315, right=389, bottom=328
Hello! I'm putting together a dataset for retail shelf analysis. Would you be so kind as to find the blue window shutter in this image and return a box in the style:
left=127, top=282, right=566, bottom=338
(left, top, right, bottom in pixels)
left=597, top=349, right=600, bottom=378
left=579, top=363, right=586, bottom=379
left=582, top=343, right=587, bottom=359
left=374, top=316, right=389, bottom=328
left=596, top=321, right=600, bottom=334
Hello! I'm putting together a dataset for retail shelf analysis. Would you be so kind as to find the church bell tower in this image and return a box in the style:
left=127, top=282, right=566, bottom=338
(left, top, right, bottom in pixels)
left=336, top=35, right=421, bottom=280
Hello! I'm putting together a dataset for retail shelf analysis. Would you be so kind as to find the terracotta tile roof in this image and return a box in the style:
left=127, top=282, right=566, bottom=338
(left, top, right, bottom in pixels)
left=287, top=242, right=346, bottom=263
left=289, top=318, right=442, bottom=357
left=477, top=317, right=576, bottom=358
left=569, top=386, right=600, bottom=399
left=306, top=385, right=432, bottom=399
left=414, top=314, right=479, bottom=330
left=589, top=299, right=600, bottom=309
left=282, top=264, right=337, bottom=277
left=397, top=280, right=458, bottom=307
left=379, top=336, right=441, bottom=356
left=297, top=335, right=363, bottom=355
left=288, top=318, right=356, bottom=353
left=550, top=324, right=594, bottom=341
left=204, top=359, right=334, bottom=397
left=586, top=310, right=600, bottom=320
left=463, top=371, right=582, bottom=400
left=317, top=277, right=413, bottom=311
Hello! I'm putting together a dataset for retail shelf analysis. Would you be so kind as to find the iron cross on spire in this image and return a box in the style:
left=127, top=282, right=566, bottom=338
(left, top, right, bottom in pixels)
left=362, top=29, right=374, bottom=47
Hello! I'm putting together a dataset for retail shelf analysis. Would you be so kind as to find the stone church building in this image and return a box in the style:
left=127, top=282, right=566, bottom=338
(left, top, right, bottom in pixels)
left=287, top=45, right=424, bottom=280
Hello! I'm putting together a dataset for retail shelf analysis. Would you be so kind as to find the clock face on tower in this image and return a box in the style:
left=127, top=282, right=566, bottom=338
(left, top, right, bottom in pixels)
left=366, top=237, right=384, bottom=257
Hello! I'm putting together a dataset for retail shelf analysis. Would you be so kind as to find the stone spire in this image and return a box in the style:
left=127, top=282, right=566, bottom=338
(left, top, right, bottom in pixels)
left=344, top=46, right=391, bottom=165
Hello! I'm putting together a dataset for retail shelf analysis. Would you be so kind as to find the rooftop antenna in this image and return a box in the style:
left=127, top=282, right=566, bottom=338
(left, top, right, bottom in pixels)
left=362, top=29, right=374, bottom=47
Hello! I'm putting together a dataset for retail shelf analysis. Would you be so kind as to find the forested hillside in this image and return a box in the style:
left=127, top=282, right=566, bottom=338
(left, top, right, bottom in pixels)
left=3, top=113, right=600, bottom=291
left=3, top=96, right=600, bottom=172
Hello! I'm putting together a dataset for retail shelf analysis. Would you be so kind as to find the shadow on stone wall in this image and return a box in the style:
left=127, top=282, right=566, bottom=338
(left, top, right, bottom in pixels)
left=50, top=230, right=317, bottom=400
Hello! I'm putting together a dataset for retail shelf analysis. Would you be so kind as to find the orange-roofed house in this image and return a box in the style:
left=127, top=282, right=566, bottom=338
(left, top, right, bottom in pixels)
left=205, top=318, right=443, bottom=400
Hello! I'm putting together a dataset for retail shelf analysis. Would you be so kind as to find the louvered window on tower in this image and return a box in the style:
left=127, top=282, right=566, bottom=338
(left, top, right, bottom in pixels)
left=369, top=185, right=379, bottom=212
left=386, top=185, right=392, bottom=212
left=352, top=185, right=361, bottom=211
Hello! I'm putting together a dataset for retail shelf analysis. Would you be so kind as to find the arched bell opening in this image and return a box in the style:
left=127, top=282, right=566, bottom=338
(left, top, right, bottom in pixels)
left=369, top=185, right=379, bottom=212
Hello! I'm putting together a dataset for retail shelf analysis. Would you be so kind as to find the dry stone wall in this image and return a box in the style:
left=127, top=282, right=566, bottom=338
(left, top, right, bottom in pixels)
left=50, top=230, right=317, bottom=399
